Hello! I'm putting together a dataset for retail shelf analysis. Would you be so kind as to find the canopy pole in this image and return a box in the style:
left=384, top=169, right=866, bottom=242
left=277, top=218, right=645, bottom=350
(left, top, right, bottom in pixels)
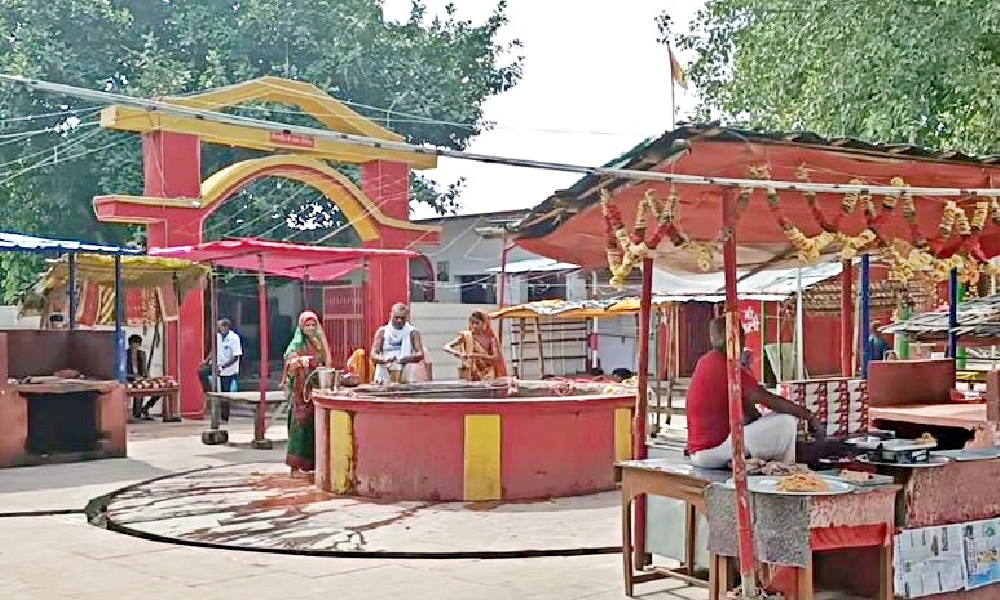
left=591, top=270, right=600, bottom=371
left=632, top=255, right=653, bottom=568
left=652, top=306, right=662, bottom=437
left=253, top=253, right=273, bottom=450
left=948, top=268, right=959, bottom=360
left=114, top=254, right=126, bottom=382
left=795, top=267, right=805, bottom=380
left=302, top=268, right=310, bottom=312
left=498, top=238, right=510, bottom=351
left=841, top=259, right=853, bottom=377
left=167, top=275, right=183, bottom=422
left=67, top=252, right=77, bottom=330
left=860, top=255, right=872, bottom=377
left=723, top=188, right=757, bottom=596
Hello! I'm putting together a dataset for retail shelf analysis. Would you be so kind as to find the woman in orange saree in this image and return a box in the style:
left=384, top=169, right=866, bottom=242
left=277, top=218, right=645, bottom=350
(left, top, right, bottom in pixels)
left=444, top=310, right=507, bottom=380
left=281, top=310, right=331, bottom=476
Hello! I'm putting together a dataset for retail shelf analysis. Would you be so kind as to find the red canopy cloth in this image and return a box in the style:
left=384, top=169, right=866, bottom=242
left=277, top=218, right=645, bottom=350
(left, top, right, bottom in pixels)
left=513, top=125, right=1000, bottom=273
left=148, top=238, right=418, bottom=281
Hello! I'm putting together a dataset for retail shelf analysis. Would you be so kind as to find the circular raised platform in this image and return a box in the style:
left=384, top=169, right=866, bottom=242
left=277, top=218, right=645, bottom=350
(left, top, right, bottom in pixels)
left=97, top=463, right=620, bottom=556
left=312, top=380, right=636, bottom=502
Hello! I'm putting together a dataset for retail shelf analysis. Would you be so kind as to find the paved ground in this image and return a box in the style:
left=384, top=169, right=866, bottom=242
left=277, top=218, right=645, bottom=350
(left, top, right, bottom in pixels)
left=0, top=419, right=707, bottom=600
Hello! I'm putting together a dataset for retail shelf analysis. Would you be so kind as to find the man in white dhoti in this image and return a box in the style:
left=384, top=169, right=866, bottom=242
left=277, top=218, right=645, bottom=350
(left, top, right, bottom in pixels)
left=686, top=316, right=824, bottom=469
left=371, top=303, right=425, bottom=385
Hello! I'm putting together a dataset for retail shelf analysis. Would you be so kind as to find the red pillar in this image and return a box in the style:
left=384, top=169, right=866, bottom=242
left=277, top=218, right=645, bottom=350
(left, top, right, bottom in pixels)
left=142, top=132, right=206, bottom=417
left=841, top=259, right=854, bottom=377
left=361, top=161, right=411, bottom=336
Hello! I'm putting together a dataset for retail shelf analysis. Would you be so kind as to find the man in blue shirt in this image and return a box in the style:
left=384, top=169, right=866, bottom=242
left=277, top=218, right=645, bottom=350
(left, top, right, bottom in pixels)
left=866, top=320, right=890, bottom=373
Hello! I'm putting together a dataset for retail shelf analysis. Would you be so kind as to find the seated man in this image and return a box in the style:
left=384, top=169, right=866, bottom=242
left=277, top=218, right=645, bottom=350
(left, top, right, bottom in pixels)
left=686, top=316, right=824, bottom=469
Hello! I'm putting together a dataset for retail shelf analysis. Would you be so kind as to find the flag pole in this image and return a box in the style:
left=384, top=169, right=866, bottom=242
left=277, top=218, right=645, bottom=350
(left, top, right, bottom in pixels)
left=668, top=43, right=677, bottom=130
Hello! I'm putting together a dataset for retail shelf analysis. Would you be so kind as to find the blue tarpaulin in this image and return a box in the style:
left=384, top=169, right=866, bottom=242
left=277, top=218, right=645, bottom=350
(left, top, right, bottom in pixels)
left=0, top=232, right=141, bottom=255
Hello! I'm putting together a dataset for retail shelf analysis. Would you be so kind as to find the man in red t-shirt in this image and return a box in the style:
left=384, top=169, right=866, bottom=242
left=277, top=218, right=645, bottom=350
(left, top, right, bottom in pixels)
left=686, top=316, right=824, bottom=469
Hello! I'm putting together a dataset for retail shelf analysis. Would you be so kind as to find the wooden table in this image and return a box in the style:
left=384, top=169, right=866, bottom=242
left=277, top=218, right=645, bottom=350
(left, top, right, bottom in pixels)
left=125, top=386, right=181, bottom=422
left=619, top=458, right=898, bottom=600
left=203, top=390, right=285, bottom=447
left=617, top=459, right=728, bottom=598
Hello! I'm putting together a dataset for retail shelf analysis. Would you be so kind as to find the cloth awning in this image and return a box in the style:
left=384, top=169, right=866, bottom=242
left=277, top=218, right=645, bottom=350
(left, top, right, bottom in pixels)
left=148, top=238, right=418, bottom=281
left=512, top=125, right=1000, bottom=273
left=37, top=255, right=208, bottom=296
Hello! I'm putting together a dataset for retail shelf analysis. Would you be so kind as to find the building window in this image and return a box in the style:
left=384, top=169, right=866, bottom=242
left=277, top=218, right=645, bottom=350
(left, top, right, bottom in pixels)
left=459, top=275, right=497, bottom=304
left=436, top=261, right=450, bottom=282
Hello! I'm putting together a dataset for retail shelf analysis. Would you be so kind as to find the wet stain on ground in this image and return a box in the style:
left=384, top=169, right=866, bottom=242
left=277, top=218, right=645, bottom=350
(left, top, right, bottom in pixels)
left=102, top=463, right=621, bottom=554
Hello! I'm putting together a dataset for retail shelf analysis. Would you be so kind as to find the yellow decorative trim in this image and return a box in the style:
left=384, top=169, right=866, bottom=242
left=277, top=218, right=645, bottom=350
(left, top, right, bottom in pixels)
left=167, top=76, right=404, bottom=142
left=100, top=104, right=438, bottom=169
left=329, top=409, right=354, bottom=494
left=614, top=408, right=633, bottom=462
left=94, top=155, right=442, bottom=240
left=463, top=414, right=502, bottom=501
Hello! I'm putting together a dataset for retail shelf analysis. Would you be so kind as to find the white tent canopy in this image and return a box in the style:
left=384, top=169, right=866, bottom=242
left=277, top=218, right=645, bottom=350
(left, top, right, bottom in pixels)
left=652, top=260, right=843, bottom=302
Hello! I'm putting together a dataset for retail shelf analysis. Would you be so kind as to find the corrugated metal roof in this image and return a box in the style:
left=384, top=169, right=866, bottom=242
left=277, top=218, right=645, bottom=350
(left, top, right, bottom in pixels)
left=882, top=295, right=1000, bottom=339
left=0, top=232, right=142, bottom=255
left=485, top=258, right=578, bottom=274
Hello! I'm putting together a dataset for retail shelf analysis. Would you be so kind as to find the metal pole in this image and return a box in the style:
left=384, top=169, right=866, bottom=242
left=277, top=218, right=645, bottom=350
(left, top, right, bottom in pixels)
left=949, top=268, right=960, bottom=359
left=254, top=254, right=272, bottom=449
left=632, top=256, right=653, bottom=568
left=652, top=306, right=662, bottom=437
left=201, top=269, right=228, bottom=444
left=591, top=270, right=600, bottom=371
left=795, top=266, right=805, bottom=380
left=723, top=189, right=757, bottom=596
left=67, top=252, right=77, bottom=330
left=114, top=254, right=126, bottom=382
left=860, top=255, right=872, bottom=378
left=840, top=259, right=853, bottom=377
left=210, top=271, right=221, bottom=424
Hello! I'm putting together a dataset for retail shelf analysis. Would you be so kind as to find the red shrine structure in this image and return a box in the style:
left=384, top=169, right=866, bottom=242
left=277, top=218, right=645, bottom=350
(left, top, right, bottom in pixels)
left=92, top=76, right=441, bottom=415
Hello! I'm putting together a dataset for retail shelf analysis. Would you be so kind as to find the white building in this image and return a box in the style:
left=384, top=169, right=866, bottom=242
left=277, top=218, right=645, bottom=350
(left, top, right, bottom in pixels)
left=409, top=210, right=587, bottom=305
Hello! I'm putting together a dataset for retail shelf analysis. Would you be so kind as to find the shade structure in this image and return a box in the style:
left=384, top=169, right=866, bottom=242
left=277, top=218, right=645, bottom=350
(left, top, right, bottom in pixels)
left=0, top=231, right=141, bottom=256
left=512, top=125, right=1000, bottom=273
left=147, top=238, right=418, bottom=281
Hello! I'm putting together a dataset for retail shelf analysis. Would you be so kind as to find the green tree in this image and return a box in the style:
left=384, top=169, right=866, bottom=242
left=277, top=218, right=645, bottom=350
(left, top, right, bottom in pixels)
left=0, top=0, right=522, bottom=299
left=659, top=0, right=1000, bottom=150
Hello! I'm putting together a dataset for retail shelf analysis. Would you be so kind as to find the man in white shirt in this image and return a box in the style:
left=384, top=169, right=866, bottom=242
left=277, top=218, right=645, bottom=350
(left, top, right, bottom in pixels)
left=206, top=318, right=242, bottom=422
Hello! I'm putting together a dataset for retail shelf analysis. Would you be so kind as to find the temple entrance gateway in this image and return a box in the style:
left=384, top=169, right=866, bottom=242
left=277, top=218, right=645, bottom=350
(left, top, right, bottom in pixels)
left=93, top=76, right=440, bottom=415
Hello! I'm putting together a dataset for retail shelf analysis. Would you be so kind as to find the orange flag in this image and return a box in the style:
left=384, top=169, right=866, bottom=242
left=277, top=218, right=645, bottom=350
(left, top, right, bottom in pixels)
left=669, top=46, right=688, bottom=90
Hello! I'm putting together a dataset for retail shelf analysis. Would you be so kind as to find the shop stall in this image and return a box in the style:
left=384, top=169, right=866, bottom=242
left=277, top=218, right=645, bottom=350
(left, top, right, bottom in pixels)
left=29, top=254, right=208, bottom=421
left=509, top=124, right=1000, bottom=598
left=0, top=232, right=140, bottom=467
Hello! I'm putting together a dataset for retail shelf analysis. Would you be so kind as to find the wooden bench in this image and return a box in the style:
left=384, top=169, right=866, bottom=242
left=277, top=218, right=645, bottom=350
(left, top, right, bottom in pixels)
left=125, top=386, right=181, bottom=422
left=202, top=390, right=285, bottom=446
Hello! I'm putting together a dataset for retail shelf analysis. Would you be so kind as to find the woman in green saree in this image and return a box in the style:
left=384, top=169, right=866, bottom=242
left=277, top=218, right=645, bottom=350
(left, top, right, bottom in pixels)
left=281, top=310, right=331, bottom=476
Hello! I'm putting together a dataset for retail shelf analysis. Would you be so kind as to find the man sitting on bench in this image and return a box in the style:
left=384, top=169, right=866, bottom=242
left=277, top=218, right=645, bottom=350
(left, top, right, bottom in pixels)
left=686, top=316, right=824, bottom=469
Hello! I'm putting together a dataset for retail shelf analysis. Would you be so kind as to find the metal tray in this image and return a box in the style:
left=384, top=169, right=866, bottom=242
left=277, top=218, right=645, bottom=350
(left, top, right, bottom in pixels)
left=723, top=475, right=854, bottom=496
left=817, top=470, right=895, bottom=487
left=858, top=455, right=950, bottom=468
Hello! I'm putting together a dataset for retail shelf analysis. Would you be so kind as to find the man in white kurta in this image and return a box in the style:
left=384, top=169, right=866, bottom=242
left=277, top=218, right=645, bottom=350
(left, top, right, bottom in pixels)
left=371, top=303, right=424, bottom=385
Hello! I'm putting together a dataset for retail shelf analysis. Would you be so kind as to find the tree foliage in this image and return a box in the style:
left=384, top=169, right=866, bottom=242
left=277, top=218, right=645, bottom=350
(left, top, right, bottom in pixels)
left=0, top=0, right=522, bottom=298
left=660, top=0, right=1000, bottom=150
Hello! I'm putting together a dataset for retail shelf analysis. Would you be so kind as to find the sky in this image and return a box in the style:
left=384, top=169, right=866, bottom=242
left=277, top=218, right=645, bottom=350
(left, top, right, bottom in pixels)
left=381, top=0, right=705, bottom=219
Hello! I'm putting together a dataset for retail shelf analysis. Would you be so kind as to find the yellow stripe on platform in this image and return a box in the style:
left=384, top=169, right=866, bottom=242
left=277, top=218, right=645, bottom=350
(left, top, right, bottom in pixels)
left=463, top=414, right=502, bottom=501
left=329, top=410, right=354, bottom=493
left=614, top=408, right=633, bottom=462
